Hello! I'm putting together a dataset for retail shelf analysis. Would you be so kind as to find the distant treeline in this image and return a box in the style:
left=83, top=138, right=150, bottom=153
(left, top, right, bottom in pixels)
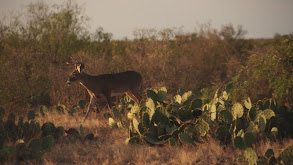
left=0, top=1, right=292, bottom=112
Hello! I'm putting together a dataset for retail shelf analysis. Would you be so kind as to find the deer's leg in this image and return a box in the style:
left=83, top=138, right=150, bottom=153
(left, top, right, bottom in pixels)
left=83, top=96, right=96, bottom=123
left=126, top=92, right=140, bottom=105
left=103, top=91, right=113, bottom=110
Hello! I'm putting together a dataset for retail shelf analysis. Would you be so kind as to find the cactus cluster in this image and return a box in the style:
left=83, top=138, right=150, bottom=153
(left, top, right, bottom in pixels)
left=103, top=84, right=292, bottom=163
left=40, top=100, right=87, bottom=116
left=0, top=106, right=95, bottom=161
left=0, top=109, right=59, bottom=160
left=115, top=87, right=205, bottom=146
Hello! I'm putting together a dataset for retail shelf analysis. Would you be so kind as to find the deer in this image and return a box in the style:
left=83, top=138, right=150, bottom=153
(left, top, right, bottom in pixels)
left=66, top=62, right=142, bottom=122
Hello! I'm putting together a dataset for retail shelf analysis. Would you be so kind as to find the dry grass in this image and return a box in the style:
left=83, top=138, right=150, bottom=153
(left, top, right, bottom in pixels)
left=4, top=111, right=293, bottom=165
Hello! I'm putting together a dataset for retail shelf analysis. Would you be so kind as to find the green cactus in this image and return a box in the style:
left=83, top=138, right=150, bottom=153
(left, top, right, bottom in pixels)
left=144, top=132, right=167, bottom=145
left=147, top=89, right=159, bottom=103
left=18, top=116, right=24, bottom=127
left=142, top=113, right=150, bottom=128
left=265, top=149, right=274, bottom=158
left=225, top=83, right=233, bottom=92
left=78, top=100, right=87, bottom=109
left=195, top=118, right=209, bottom=136
left=231, top=103, right=244, bottom=120
left=190, top=99, right=202, bottom=110
left=104, top=112, right=112, bottom=119
left=234, top=136, right=246, bottom=150
left=222, top=91, right=229, bottom=100
left=146, top=98, right=155, bottom=120
left=41, top=135, right=54, bottom=152
left=157, top=87, right=167, bottom=102
left=216, top=126, right=231, bottom=143
left=27, top=110, right=36, bottom=121
left=169, top=137, right=178, bottom=146
left=244, top=132, right=254, bottom=147
left=112, top=107, right=120, bottom=119
left=41, top=122, right=56, bottom=137
left=69, top=105, right=78, bottom=115
left=270, top=127, right=278, bottom=139
left=131, top=104, right=140, bottom=114
left=128, top=137, right=140, bottom=144
left=244, top=148, right=258, bottom=165
left=210, top=103, right=217, bottom=121
left=258, top=115, right=266, bottom=132
left=28, top=138, right=43, bottom=159
left=181, top=91, right=194, bottom=103
left=56, top=105, right=66, bottom=113
left=280, top=145, right=293, bottom=165
left=40, top=105, right=48, bottom=116
left=219, top=110, right=233, bottom=124
left=85, top=133, right=94, bottom=140
left=0, top=146, right=16, bottom=159
left=237, top=129, right=244, bottom=138
left=244, top=97, right=252, bottom=110
left=262, top=109, right=275, bottom=120
left=54, top=126, right=64, bottom=139
left=179, top=132, right=193, bottom=144
left=151, top=107, right=169, bottom=126
left=249, top=107, right=257, bottom=121
left=257, top=100, right=264, bottom=110
left=108, top=118, right=115, bottom=127
left=132, top=118, right=141, bottom=136
left=173, top=94, right=182, bottom=104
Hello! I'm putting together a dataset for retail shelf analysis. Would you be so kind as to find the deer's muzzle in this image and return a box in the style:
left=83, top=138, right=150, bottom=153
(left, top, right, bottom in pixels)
left=66, top=81, right=72, bottom=85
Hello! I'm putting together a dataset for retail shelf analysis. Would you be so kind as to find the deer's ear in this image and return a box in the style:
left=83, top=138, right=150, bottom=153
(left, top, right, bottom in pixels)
left=76, top=63, right=84, bottom=73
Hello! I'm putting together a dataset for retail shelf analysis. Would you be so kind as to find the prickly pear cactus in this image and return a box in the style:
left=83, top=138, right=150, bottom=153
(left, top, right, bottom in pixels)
left=234, top=136, right=246, bottom=150
left=78, top=100, right=87, bottom=109
left=54, top=126, right=64, bottom=139
left=258, top=115, right=266, bottom=132
left=210, top=103, right=216, bottom=121
left=244, top=148, right=258, bottom=165
left=27, top=110, right=36, bottom=121
left=146, top=98, right=155, bottom=120
left=179, top=132, right=193, bottom=144
left=244, top=132, right=254, bottom=147
left=181, top=91, right=194, bottom=103
left=280, top=145, right=293, bottom=165
left=28, top=138, right=43, bottom=159
left=195, top=118, right=209, bottom=136
left=40, top=105, right=48, bottom=116
left=219, top=110, right=233, bottom=123
left=216, top=126, right=231, bottom=143
left=157, top=87, right=167, bottom=102
left=0, top=146, right=16, bottom=160
left=147, top=89, right=159, bottom=103
left=231, top=103, right=244, bottom=120
left=56, top=105, right=66, bottom=113
left=265, top=149, right=274, bottom=158
left=41, top=135, right=54, bottom=152
left=244, top=97, right=252, bottom=110
left=41, top=122, right=56, bottom=137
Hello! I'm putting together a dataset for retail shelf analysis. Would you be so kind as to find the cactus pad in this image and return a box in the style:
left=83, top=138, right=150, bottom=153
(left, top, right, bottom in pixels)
left=195, top=118, right=209, bottom=136
left=244, top=148, right=258, bottom=165
left=232, top=103, right=244, bottom=119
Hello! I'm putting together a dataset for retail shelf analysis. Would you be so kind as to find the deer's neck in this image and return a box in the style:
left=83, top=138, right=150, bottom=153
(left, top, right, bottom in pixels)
left=78, top=72, right=95, bottom=88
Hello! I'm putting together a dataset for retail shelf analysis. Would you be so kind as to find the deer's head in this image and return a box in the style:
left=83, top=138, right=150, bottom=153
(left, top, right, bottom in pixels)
left=66, top=62, right=85, bottom=85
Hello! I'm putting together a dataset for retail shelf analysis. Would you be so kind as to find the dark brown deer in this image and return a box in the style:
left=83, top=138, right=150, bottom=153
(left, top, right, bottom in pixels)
left=67, top=62, right=142, bottom=122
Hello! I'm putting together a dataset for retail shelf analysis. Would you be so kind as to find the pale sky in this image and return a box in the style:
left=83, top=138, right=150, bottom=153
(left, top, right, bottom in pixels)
left=1, top=0, right=293, bottom=39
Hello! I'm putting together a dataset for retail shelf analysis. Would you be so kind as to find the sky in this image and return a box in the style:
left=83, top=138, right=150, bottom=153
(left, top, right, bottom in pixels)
left=0, top=0, right=293, bottom=39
